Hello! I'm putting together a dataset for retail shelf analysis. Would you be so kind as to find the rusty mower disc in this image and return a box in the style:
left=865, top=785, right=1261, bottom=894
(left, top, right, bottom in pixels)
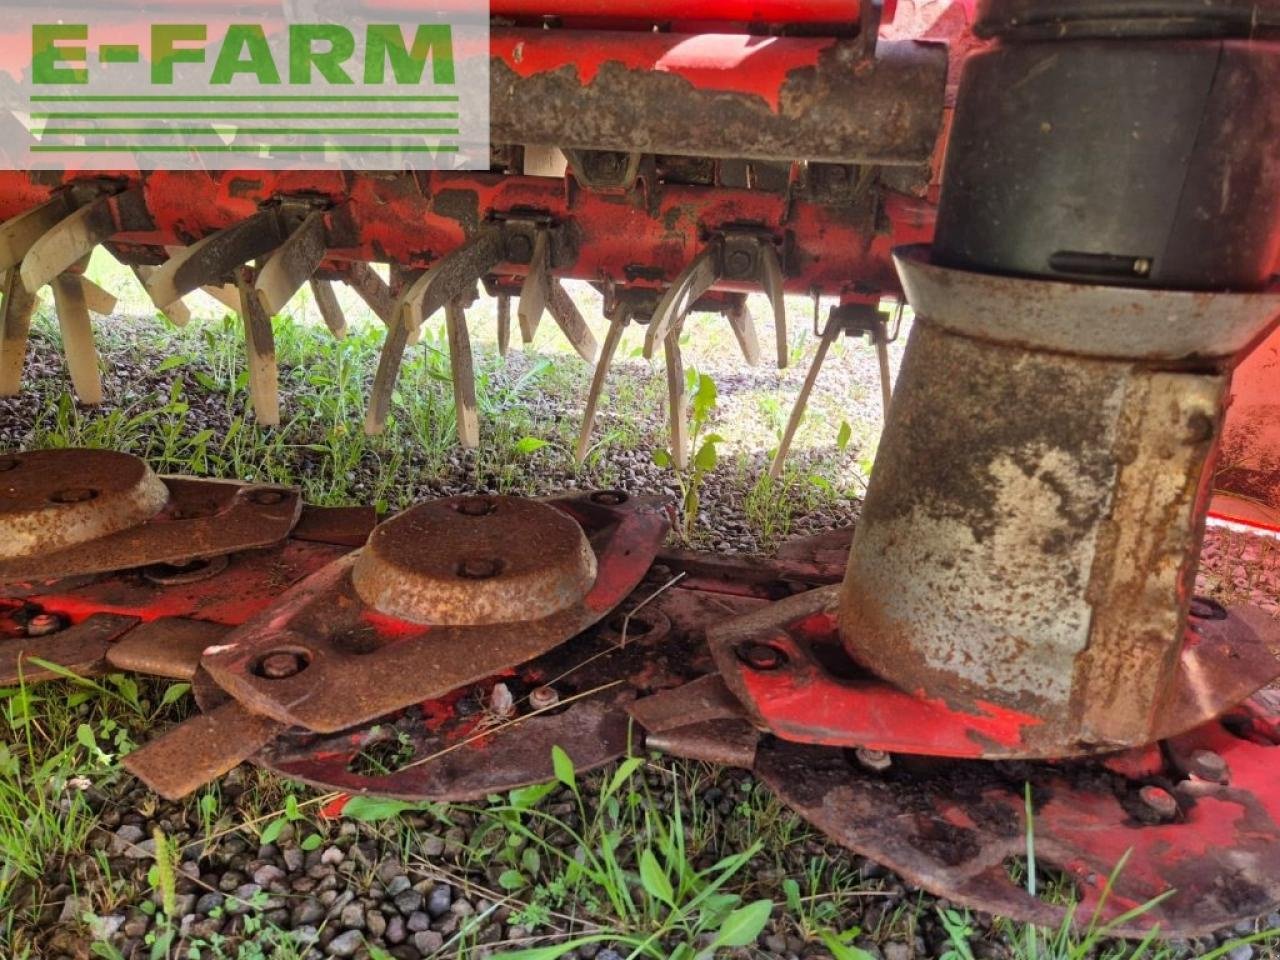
left=707, top=586, right=1280, bottom=760
left=755, top=688, right=1280, bottom=939
left=193, top=579, right=760, bottom=801
left=352, top=496, right=597, bottom=626
left=0, top=449, right=168, bottom=560
left=199, top=492, right=670, bottom=735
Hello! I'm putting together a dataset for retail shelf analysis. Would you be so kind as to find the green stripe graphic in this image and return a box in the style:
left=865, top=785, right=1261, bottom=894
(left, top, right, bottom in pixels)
left=39, top=128, right=461, bottom=136
left=32, top=145, right=460, bottom=153
left=33, top=112, right=460, bottom=120
left=30, top=95, right=460, bottom=103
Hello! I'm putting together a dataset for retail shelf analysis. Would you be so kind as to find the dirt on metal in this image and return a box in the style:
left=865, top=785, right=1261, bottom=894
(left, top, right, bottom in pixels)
left=351, top=496, right=597, bottom=625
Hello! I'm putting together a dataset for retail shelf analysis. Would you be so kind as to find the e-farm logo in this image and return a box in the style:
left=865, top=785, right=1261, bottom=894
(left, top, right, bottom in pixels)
left=1, top=3, right=489, bottom=171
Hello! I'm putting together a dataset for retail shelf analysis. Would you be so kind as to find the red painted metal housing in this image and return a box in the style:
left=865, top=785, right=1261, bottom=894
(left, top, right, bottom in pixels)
left=0, top=169, right=934, bottom=296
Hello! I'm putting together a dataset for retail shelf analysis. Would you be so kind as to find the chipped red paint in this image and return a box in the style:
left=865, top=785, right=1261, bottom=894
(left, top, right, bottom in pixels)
left=491, top=0, right=861, bottom=28
left=0, top=540, right=351, bottom=628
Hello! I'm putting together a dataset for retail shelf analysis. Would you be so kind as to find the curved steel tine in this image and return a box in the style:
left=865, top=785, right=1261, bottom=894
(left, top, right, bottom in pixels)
left=51, top=274, right=103, bottom=405
left=643, top=242, right=720, bottom=360
left=131, top=265, right=191, bottom=327
left=234, top=266, right=280, bottom=427
left=310, top=278, right=347, bottom=339
left=497, top=293, right=512, bottom=357
left=0, top=269, right=37, bottom=395
left=21, top=188, right=150, bottom=294
left=575, top=304, right=628, bottom=465
left=145, top=210, right=286, bottom=307
left=770, top=316, right=841, bottom=479
left=759, top=240, right=788, bottom=369
left=445, top=297, right=480, bottom=448
left=344, top=261, right=395, bottom=329
left=365, top=231, right=504, bottom=436
left=725, top=294, right=761, bottom=366
left=518, top=228, right=550, bottom=342
left=663, top=320, right=690, bottom=471
left=255, top=210, right=328, bottom=316
left=548, top=279, right=599, bottom=363
left=0, top=193, right=77, bottom=272
left=78, top=276, right=118, bottom=317
left=363, top=319, right=410, bottom=436
left=398, top=230, right=504, bottom=332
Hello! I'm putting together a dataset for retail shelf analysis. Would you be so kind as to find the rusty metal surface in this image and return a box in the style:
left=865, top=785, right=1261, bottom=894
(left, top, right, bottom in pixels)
left=0, top=449, right=168, bottom=560
left=0, top=537, right=354, bottom=628
left=352, top=496, right=597, bottom=626
left=490, top=32, right=947, bottom=165
left=757, top=691, right=1280, bottom=939
left=0, top=476, right=301, bottom=582
left=896, top=246, right=1280, bottom=361
left=123, top=698, right=284, bottom=802
left=291, top=505, right=379, bottom=548
left=200, top=493, right=670, bottom=734
left=712, top=584, right=1280, bottom=759
left=654, top=548, right=844, bottom=600
left=839, top=318, right=1230, bottom=749
left=0, top=612, right=137, bottom=684
left=239, top=582, right=763, bottom=801
left=647, top=720, right=760, bottom=769
left=628, top=673, right=747, bottom=734
left=105, top=617, right=229, bottom=680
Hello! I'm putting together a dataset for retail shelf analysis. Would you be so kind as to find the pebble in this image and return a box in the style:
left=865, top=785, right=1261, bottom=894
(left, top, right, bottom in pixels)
left=253, top=863, right=285, bottom=888
left=327, top=929, right=364, bottom=957
left=195, top=892, right=223, bottom=915
left=395, top=889, right=424, bottom=915
left=321, top=846, right=345, bottom=865
left=414, top=931, right=445, bottom=953
left=386, top=915, right=407, bottom=944
left=339, top=902, right=366, bottom=930
left=426, top=884, right=453, bottom=917
left=292, top=900, right=325, bottom=927
left=407, top=911, right=432, bottom=932
left=282, top=847, right=304, bottom=873
left=90, top=915, right=124, bottom=940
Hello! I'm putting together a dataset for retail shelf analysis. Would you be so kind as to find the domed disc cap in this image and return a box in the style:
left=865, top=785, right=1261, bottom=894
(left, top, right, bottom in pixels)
left=352, top=495, right=598, bottom=625
left=0, top=449, right=168, bottom=559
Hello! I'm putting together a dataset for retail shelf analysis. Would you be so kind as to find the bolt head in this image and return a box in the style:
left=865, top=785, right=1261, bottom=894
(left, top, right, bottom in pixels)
left=1189, top=749, right=1229, bottom=782
left=26, top=613, right=64, bottom=637
left=529, top=686, right=560, bottom=710
left=736, top=642, right=787, bottom=671
left=1138, top=785, right=1179, bottom=820
left=259, top=652, right=305, bottom=680
left=725, top=249, right=754, bottom=277
left=456, top=496, right=497, bottom=517
left=50, top=487, right=98, bottom=504
left=457, top=558, right=501, bottom=580
left=249, top=489, right=287, bottom=506
left=506, top=234, right=533, bottom=263
left=855, top=747, right=892, bottom=772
